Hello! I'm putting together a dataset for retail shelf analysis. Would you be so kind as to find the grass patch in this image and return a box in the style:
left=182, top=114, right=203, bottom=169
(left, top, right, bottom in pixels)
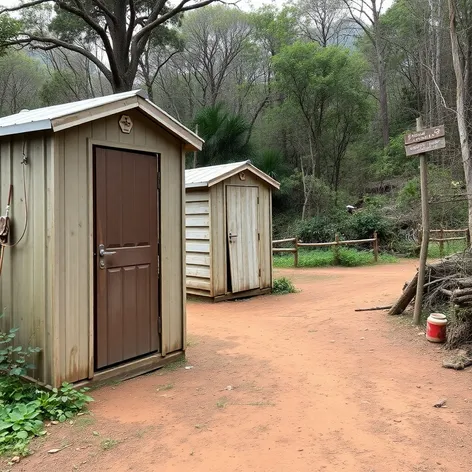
left=74, top=415, right=95, bottom=428
left=273, top=248, right=397, bottom=268
left=427, top=240, right=468, bottom=259
left=216, top=397, right=228, bottom=409
left=100, top=438, right=119, bottom=450
left=272, top=277, right=297, bottom=294
left=161, top=355, right=187, bottom=372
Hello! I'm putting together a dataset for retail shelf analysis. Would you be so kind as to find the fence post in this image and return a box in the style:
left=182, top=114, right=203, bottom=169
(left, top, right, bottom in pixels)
left=334, top=233, right=340, bottom=265
left=439, top=227, right=444, bottom=258
left=373, top=231, right=379, bottom=262
left=294, top=238, right=299, bottom=267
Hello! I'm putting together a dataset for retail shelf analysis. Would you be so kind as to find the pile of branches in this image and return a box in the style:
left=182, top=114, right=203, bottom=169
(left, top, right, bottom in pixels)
left=422, top=250, right=472, bottom=310
left=389, top=249, right=472, bottom=350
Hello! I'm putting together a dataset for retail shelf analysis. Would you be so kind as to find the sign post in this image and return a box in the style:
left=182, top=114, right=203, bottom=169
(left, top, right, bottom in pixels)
left=404, top=120, right=445, bottom=325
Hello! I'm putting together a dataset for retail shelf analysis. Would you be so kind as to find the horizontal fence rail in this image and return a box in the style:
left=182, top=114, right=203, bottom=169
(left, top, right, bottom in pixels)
left=273, top=232, right=379, bottom=267
left=420, top=227, right=470, bottom=258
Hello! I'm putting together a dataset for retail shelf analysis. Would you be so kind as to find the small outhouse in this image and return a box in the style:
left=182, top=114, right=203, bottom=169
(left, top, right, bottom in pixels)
left=0, top=90, right=203, bottom=387
left=185, top=161, right=280, bottom=301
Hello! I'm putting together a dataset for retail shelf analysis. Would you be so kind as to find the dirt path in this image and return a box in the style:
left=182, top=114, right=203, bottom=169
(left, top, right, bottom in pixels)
left=16, top=260, right=472, bottom=472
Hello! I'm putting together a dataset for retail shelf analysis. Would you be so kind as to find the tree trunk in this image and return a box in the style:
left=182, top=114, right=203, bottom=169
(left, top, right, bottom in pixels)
left=377, top=49, right=389, bottom=147
left=449, top=0, right=472, bottom=237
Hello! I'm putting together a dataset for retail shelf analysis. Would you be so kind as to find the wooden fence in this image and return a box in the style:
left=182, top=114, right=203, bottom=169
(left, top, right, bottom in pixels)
left=420, top=227, right=470, bottom=258
left=273, top=232, right=379, bottom=267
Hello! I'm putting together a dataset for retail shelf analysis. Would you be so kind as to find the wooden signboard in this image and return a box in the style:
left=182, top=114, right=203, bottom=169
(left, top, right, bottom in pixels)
left=405, top=137, right=446, bottom=156
left=404, top=125, right=445, bottom=145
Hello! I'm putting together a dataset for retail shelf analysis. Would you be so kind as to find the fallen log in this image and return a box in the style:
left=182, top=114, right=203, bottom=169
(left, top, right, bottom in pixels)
left=355, top=305, right=392, bottom=312
left=452, top=287, right=472, bottom=298
left=457, top=277, right=472, bottom=288
left=453, top=295, right=472, bottom=304
left=389, top=272, right=418, bottom=315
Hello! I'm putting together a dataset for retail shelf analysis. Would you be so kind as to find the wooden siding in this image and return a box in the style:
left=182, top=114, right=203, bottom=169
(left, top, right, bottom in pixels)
left=210, top=172, right=273, bottom=298
left=0, top=132, right=54, bottom=385
left=52, top=108, right=184, bottom=384
left=185, top=190, right=211, bottom=296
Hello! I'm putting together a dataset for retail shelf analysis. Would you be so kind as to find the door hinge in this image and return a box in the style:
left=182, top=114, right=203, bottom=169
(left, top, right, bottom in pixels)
left=258, top=232, right=260, bottom=241
left=157, top=171, right=161, bottom=190
left=259, top=268, right=261, bottom=277
left=158, top=315, right=162, bottom=334
left=257, top=197, right=259, bottom=204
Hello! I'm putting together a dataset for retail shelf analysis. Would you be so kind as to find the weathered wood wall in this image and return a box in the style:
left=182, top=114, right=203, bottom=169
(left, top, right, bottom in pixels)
left=0, top=132, right=54, bottom=384
left=1, top=108, right=186, bottom=387
left=185, top=189, right=212, bottom=296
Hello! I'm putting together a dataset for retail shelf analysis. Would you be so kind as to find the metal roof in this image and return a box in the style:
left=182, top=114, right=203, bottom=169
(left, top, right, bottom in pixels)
left=185, top=161, right=280, bottom=189
left=0, top=90, right=204, bottom=150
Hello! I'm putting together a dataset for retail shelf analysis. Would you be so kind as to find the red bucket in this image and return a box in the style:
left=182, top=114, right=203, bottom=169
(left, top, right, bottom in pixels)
left=426, top=313, right=447, bottom=343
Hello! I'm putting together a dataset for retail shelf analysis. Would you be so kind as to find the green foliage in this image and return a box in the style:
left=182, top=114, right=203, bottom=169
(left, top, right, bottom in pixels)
left=0, top=320, right=41, bottom=378
left=272, top=277, right=297, bottom=294
left=295, top=206, right=393, bottom=244
left=253, top=149, right=289, bottom=181
left=273, top=41, right=372, bottom=190
left=0, top=320, right=93, bottom=456
left=0, top=15, right=21, bottom=54
left=296, top=213, right=342, bottom=243
left=273, top=248, right=397, bottom=268
left=343, top=209, right=394, bottom=242
left=249, top=5, right=297, bottom=55
left=192, top=104, right=252, bottom=167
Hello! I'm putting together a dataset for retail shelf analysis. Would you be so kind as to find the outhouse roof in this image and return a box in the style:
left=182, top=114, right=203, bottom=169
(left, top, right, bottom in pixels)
left=185, top=161, right=280, bottom=189
left=0, top=90, right=203, bottom=151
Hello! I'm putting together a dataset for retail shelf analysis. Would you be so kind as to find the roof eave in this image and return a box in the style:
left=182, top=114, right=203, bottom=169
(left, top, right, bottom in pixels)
left=206, top=162, right=280, bottom=189
left=186, top=182, right=209, bottom=189
left=0, top=119, right=52, bottom=137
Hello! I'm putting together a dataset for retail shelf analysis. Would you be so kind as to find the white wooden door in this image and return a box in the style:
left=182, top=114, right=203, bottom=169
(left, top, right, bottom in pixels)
left=226, top=185, right=260, bottom=293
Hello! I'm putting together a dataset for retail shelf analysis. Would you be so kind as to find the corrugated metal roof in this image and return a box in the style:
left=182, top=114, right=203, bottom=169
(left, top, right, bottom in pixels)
left=185, top=161, right=280, bottom=189
left=0, top=90, right=204, bottom=150
left=0, top=90, right=145, bottom=135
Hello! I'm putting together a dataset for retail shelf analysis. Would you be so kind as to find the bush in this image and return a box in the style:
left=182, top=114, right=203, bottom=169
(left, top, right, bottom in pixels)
left=0, top=318, right=93, bottom=456
left=272, top=277, right=297, bottom=294
left=341, top=208, right=394, bottom=242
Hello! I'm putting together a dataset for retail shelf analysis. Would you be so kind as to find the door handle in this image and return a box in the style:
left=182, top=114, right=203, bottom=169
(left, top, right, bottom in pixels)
left=99, top=244, right=117, bottom=257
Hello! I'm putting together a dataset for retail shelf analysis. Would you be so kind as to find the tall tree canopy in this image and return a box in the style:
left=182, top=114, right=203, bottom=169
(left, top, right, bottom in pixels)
left=0, top=0, right=218, bottom=92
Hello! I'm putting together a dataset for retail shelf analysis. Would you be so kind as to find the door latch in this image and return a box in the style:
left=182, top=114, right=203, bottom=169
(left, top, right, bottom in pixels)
left=229, top=232, right=238, bottom=243
left=98, top=244, right=116, bottom=269
left=99, top=244, right=117, bottom=257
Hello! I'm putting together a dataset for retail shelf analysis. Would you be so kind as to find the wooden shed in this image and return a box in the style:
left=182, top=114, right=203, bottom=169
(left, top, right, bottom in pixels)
left=0, top=90, right=203, bottom=388
left=185, top=161, right=280, bottom=301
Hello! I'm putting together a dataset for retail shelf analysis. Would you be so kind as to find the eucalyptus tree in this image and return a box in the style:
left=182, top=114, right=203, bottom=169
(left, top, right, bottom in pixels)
left=0, top=0, right=218, bottom=93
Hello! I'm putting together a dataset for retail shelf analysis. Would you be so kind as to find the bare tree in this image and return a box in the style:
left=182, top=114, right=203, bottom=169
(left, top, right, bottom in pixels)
left=448, top=0, right=472, bottom=233
left=342, top=0, right=389, bottom=145
left=296, top=0, right=349, bottom=47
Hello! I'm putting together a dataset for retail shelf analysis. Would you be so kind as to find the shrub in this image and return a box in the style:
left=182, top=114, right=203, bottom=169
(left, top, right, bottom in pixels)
left=272, top=277, right=297, bottom=294
left=0, top=317, right=93, bottom=456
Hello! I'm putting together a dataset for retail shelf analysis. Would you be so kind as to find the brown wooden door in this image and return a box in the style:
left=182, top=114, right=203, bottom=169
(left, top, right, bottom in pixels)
left=94, top=147, right=160, bottom=370
left=226, top=185, right=260, bottom=293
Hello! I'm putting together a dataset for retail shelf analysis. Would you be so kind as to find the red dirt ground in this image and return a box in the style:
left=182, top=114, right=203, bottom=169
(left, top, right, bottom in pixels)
left=12, top=260, right=472, bottom=472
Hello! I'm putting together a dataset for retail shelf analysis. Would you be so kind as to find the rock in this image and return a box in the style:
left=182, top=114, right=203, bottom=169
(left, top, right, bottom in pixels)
left=48, top=448, right=62, bottom=454
left=433, top=399, right=447, bottom=408
left=51, top=421, right=59, bottom=425
left=225, top=386, right=233, bottom=391
left=185, top=366, right=194, bottom=370
left=11, top=456, right=20, bottom=463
